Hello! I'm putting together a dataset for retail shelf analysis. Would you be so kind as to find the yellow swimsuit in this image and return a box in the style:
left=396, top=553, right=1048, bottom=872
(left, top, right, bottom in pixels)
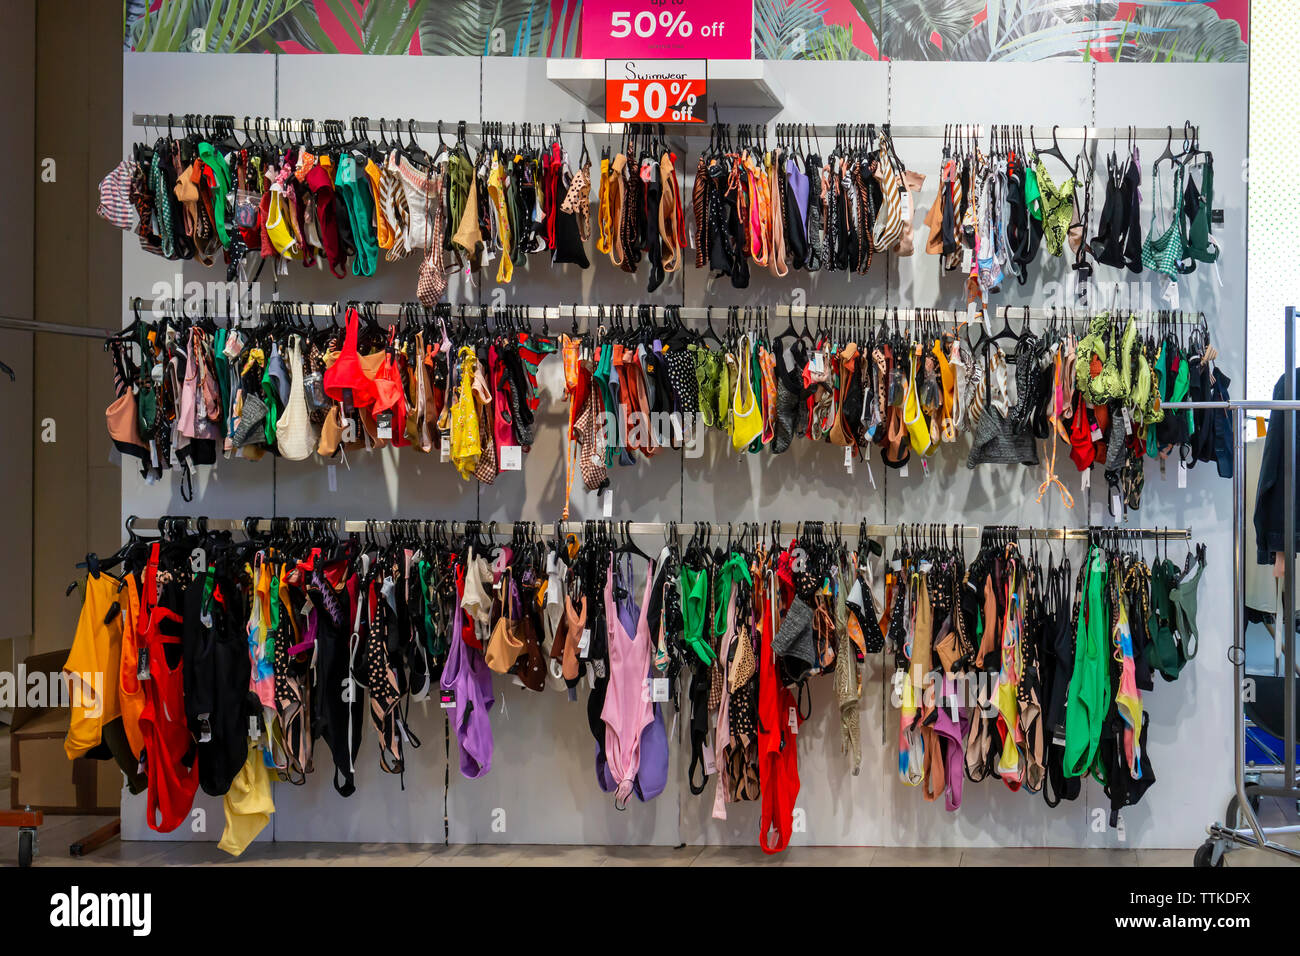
left=486, top=153, right=513, bottom=284
left=903, top=344, right=934, bottom=456
left=731, top=336, right=763, bottom=450
left=450, top=347, right=482, bottom=479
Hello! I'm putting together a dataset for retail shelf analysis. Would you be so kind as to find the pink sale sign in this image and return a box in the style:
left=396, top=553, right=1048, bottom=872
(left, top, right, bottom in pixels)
left=581, top=0, right=754, bottom=60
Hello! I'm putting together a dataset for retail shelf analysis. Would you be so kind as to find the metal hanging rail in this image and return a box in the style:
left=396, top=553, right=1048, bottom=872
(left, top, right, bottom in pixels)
left=0, top=314, right=117, bottom=340
left=126, top=516, right=1190, bottom=541
left=128, top=298, right=1223, bottom=330
left=130, top=297, right=749, bottom=323
left=773, top=305, right=1213, bottom=324
left=130, top=114, right=1194, bottom=143
left=134, top=114, right=648, bottom=139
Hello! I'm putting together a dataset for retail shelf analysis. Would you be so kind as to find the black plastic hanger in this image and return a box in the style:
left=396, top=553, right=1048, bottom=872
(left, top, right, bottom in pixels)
left=1030, top=124, right=1070, bottom=172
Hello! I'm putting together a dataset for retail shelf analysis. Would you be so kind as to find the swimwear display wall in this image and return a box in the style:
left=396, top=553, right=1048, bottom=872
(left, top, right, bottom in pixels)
left=119, top=53, right=1246, bottom=850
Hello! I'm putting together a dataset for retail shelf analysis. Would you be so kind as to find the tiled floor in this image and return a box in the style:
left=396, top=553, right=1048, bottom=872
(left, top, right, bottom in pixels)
left=2, top=817, right=1298, bottom=867
left=4, top=728, right=1298, bottom=867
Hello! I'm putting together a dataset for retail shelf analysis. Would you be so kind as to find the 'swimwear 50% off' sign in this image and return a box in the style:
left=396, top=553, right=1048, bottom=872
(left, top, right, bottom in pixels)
left=604, top=59, right=707, bottom=124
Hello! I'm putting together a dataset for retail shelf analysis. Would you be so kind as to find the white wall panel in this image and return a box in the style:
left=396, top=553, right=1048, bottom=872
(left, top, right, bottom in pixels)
left=120, top=54, right=1244, bottom=851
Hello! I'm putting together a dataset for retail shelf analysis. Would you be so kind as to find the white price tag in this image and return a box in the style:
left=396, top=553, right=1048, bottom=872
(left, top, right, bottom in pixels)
left=1081, top=468, right=1090, bottom=492
left=327, top=464, right=338, bottom=492
left=844, top=446, right=854, bottom=473
left=499, top=445, right=522, bottom=471
left=578, top=629, right=591, bottom=655
left=603, top=489, right=613, bottom=518
left=788, top=706, right=799, bottom=735
left=1177, top=459, right=1187, bottom=489
left=652, top=677, right=669, bottom=702
left=248, top=715, right=260, bottom=740
left=1112, top=492, right=1122, bottom=516
left=702, top=743, right=717, bottom=776
left=900, top=462, right=909, bottom=478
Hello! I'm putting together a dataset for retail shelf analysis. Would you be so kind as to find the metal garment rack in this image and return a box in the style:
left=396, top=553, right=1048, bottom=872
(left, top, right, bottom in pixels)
left=128, top=516, right=1189, bottom=542
left=1163, top=307, right=1300, bottom=866
left=130, top=298, right=1216, bottom=333
left=772, top=305, right=1212, bottom=324
left=132, top=297, right=741, bottom=323
left=0, top=314, right=117, bottom=340
left=131, top=114, right=1191, bottom=143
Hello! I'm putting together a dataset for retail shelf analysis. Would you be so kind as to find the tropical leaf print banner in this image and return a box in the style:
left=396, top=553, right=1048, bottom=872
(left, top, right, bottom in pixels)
left=123, top=0, right=1247, bottom=61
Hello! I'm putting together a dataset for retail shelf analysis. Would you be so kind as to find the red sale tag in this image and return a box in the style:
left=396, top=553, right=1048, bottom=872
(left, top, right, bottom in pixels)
left=605, top=58, right=707, bottom=124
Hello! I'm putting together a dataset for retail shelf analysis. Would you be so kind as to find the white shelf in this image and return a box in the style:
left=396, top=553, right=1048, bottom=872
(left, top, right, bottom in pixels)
left=546, top=58, right=784, bottom=113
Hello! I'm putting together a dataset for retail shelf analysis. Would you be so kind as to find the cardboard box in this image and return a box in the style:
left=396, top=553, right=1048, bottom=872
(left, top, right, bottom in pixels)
left=9, top=651, right=120, bottom=814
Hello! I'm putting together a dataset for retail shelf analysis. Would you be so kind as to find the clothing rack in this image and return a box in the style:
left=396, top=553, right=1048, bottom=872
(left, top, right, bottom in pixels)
left=130, top=297, right=742, bottom=323
left=126, top=517, right=1191, bottom=541
left=129, top=297, right=1214, bottom=330
left=772, top=305, right=1211, bottom=324
left=132, top=114, right=654, bottom=139
left=1162, top=309, right=1300, bottom=864
left=130, top=114, right=1193, bottom=143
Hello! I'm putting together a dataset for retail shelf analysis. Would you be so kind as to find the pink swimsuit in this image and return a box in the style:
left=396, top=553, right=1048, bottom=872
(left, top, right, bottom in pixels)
left=601, top=559, right=655, bottom=806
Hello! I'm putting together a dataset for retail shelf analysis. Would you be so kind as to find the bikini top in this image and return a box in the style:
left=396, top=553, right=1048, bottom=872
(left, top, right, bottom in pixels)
left=335, top=154, right=379, bottom=277
left=1032, top=157, right=1076, bottom=258
left=323, top=307, right=379, bottom=408
left=1141, top=162, right=1186, bottom=279
left=1089, top=154, right=1129, bottom=269
left=370, top=328, right=408, bottom=443
left=396, top=155, right=436, bottom=248
left=679, top=565, right=716, bottom=665
left=1179, top=156, right=1218, bottom=268
left=1168, top=548, right=1204, bottom=652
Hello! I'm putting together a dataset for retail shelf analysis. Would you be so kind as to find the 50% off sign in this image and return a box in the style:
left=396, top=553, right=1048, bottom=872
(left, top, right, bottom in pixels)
left=604, top=59, right=706, bottom=124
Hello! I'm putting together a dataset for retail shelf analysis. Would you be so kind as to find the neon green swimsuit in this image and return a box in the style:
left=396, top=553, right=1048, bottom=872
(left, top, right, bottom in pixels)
left=1064, top=546, right=1109, bottom=777
left=336, top=155, right=379, bottom=277
left=679, top=566, right=715, bottom=665
left=1033, top=157, right=1076, bottom=258
left=712, top=553, right=752, bottom=639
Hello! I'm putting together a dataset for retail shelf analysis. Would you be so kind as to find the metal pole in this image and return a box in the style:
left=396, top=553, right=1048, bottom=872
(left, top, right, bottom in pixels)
left=1233, top=405, right=1266, bottom=845
left=1286, top=306, right=1296, bottom=796
left=0, top=315, right=117, bottom=339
